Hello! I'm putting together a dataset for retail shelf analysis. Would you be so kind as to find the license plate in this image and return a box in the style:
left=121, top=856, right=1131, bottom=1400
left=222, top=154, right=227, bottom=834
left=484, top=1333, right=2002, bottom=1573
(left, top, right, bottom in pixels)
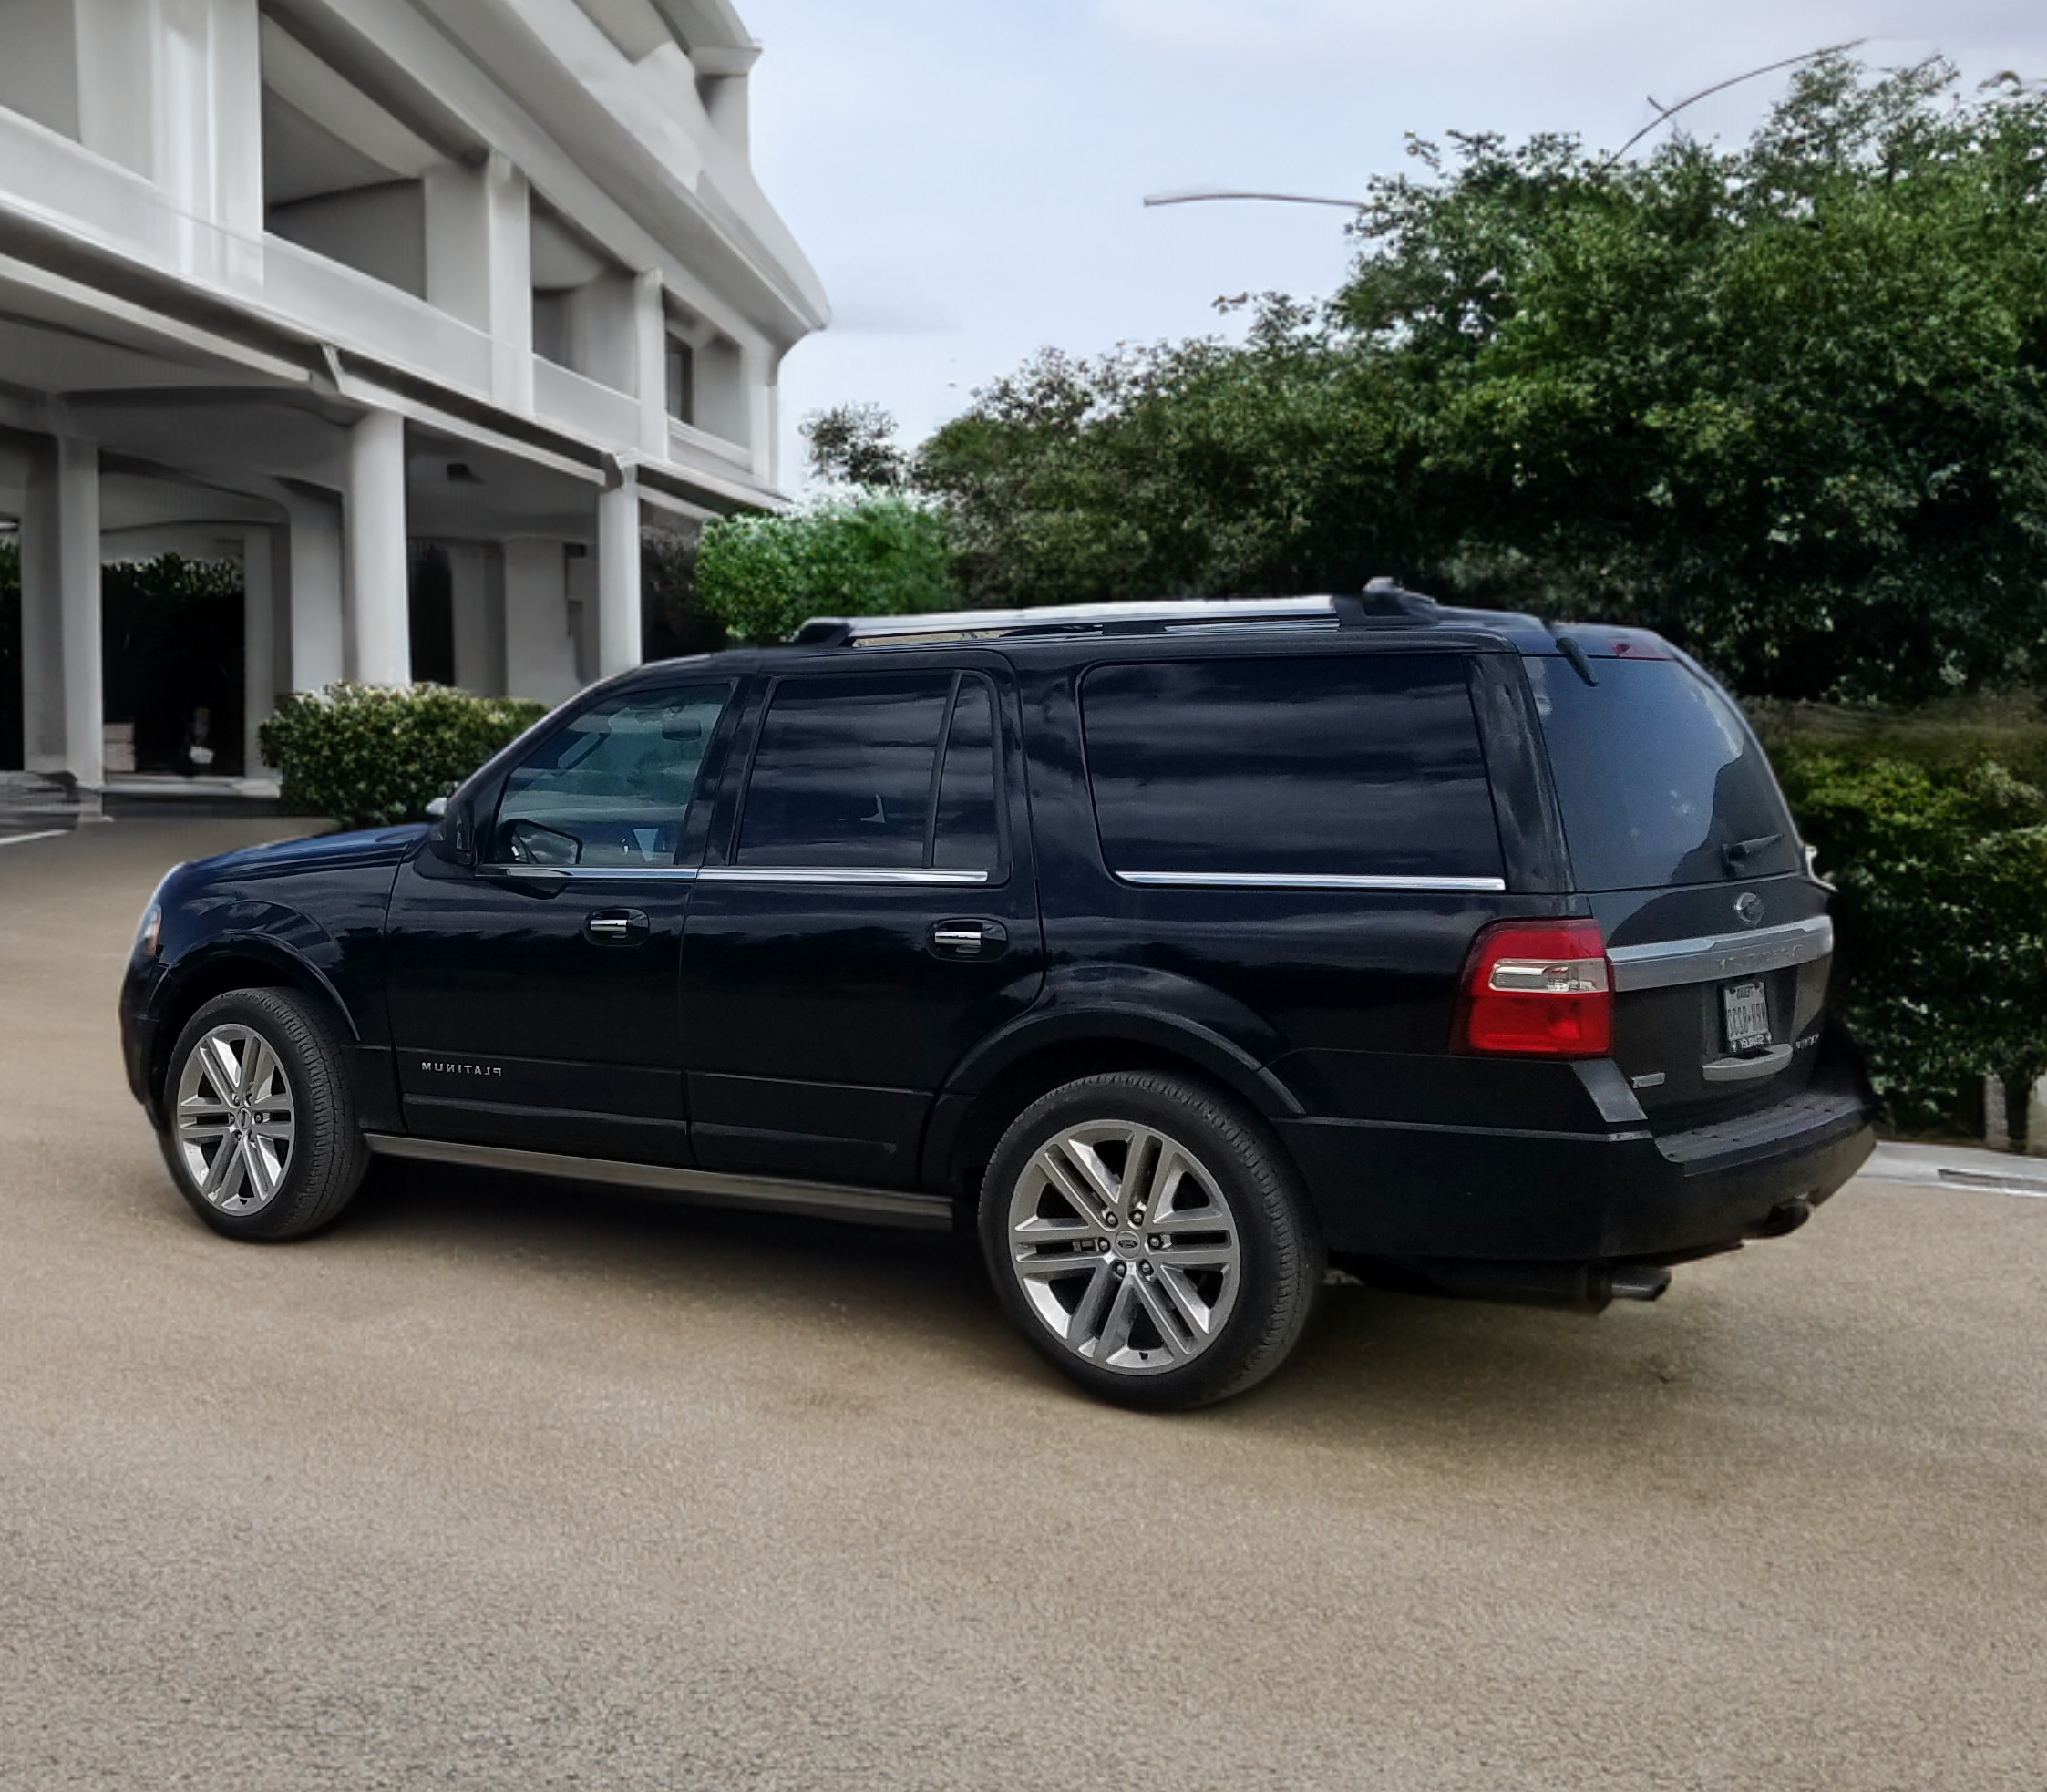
left=1723, top=979, right=1772, bottom=1054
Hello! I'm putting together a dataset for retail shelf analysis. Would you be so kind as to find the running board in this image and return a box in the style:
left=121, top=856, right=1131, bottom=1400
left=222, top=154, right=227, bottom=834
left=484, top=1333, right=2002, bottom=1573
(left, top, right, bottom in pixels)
left=363, top=1133, right=954, bottom=1231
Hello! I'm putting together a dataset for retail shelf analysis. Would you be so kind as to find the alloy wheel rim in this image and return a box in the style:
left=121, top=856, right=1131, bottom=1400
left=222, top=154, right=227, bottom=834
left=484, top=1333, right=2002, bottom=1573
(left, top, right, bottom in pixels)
left=174, top=1024, right=295, bottom=1215
left=1006, top=1120, right=1242, bottom=1375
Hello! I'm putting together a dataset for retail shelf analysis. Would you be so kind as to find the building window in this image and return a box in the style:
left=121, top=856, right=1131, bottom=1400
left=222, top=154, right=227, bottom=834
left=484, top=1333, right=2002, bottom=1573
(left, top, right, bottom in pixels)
left=664, top=337, right=694, bottom=424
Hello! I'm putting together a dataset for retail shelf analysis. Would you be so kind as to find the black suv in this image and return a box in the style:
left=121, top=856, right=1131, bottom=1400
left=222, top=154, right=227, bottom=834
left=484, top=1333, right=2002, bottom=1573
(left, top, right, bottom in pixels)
left=120, top=589, right=1876, bottom=1407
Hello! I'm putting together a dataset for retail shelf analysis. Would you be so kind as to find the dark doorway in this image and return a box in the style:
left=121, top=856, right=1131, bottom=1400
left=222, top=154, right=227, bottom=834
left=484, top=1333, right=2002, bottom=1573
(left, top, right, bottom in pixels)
left=409, top=543, right=455, bottom=685
left=102, top=555, right=244, bottom=777
left=0, top=534, right=20, bottom=771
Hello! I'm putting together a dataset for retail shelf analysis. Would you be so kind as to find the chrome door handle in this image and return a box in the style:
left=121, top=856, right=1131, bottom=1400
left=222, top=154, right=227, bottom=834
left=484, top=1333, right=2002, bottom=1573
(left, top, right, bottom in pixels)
left=585, top=908, right=649, bottom=945
left=930, top=919, right=1007, bottom=958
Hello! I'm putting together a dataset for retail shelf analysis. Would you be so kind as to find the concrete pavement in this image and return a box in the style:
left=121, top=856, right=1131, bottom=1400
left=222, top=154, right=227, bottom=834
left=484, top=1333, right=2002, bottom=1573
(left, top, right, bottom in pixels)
left=3, top=818, right=2043, bottom=1790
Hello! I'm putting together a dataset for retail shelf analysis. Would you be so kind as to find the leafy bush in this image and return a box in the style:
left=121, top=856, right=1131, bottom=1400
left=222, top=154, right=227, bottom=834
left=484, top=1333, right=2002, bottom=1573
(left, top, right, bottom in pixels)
left=695, top=493, right=958, bottom=643
left=1776, top=750, right=2047, bottom=1131
left=260, top=684, right=546, bottom=829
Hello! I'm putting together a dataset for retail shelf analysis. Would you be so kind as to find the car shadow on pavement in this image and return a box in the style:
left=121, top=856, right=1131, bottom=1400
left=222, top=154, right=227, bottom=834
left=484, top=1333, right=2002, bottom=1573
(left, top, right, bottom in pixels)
left=331, top=1156, right=1733, bottom=1452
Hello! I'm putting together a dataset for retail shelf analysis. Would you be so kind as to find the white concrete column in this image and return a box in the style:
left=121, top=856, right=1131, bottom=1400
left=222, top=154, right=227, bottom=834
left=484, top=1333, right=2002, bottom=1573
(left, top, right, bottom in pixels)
left=597, top=475, right=643, bottom=679
left=501, top=539, right=578, bottom=706
left=447, top=542, right=505, bottom=695
left=242, top=529, right=274, bottom=778
left=345, top=410, right=411, bottom=686
left=19, top=438, right=102, bottom=788
left=150, top=0, right=264, bottom=287
left=634, top=270, right=669, bottom=456
left=749, top=348, right=777, bottom=485
left=2027, top=1076, right=2047, bottom=1159
left=282, top=495, right=344, bottom=691
left=73, top=0, right=158, bottom=177
left=437, top=151, right=535, bottom=413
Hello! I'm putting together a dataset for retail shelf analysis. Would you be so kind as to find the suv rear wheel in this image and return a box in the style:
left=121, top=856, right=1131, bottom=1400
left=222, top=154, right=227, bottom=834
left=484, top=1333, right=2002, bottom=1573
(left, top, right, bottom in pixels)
left=161, top=988, right=370, bottom=1241
left=979, top=1071, right=1323, bottom=1409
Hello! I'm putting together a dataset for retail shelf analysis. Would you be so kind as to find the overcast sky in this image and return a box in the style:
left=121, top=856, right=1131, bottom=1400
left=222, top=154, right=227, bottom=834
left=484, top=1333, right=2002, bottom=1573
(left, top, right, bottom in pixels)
left=739, top=2, right=2047, bottom=489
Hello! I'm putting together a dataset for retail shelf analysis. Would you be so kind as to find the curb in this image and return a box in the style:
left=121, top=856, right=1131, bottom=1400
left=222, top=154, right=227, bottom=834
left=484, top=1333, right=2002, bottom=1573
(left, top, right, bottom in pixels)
left=1863, top=1141, right=2047, bottom=1200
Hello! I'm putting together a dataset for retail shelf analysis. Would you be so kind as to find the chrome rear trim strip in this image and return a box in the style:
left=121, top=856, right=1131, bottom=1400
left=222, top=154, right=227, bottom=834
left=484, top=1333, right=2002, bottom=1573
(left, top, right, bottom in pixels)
left=1608, top=916, right=1833, bottom=992
left=364, top=1134, right=953, bottom=1229
left=1701, top=1044, right=1795, bottom=1083
left=1117, top=870, right=1507, bottom=893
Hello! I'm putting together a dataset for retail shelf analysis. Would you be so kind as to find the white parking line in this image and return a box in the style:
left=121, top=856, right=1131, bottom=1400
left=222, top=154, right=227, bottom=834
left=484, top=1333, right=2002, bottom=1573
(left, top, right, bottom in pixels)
left=0, top=830, right=67, bottom=848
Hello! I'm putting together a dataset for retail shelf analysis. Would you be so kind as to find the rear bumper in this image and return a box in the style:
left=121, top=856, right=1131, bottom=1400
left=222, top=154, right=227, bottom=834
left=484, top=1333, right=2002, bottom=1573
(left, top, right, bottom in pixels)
left=1278, top=1066, right=1876, bottom=1264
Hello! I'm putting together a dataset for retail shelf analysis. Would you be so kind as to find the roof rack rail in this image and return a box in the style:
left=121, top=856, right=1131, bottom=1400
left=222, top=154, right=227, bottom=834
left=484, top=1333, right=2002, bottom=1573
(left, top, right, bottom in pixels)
left=790, top=584, right=1441, bottom=648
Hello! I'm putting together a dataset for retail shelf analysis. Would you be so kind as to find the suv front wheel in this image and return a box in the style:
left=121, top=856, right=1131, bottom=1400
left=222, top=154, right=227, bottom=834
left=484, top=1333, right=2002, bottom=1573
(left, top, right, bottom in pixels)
left=160, top=988, right=370, bottom=1241
left=979, top=1071, right=1323, bottom=1409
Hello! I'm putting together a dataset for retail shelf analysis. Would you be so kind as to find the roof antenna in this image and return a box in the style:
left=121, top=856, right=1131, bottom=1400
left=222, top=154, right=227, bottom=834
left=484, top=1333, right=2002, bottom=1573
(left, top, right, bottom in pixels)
left=1555, top=633, right=1600, bottom=687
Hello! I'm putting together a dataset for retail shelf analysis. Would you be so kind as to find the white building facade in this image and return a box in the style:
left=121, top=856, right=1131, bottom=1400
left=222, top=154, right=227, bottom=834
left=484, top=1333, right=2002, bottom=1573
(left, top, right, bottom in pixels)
left=0, top=0, right=827, bottom=787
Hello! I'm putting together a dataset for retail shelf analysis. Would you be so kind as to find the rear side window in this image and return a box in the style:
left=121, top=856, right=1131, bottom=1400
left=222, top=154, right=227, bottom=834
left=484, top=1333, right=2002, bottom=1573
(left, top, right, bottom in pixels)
left=1081, top=654, right=1503, bottom=881
left=1527, top=656, right=1800, bottom=891
left=735, top=671, right=1002, bottom=870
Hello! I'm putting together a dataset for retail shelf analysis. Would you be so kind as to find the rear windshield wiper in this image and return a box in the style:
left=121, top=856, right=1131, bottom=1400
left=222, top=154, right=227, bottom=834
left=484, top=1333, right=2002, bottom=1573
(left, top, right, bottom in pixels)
left=1722, top=833, right=1782, bottom=874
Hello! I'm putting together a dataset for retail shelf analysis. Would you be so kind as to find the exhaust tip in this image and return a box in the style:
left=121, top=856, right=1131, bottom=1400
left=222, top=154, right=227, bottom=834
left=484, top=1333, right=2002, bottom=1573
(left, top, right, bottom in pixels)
left=1750, top=1197, right=1814, bottom=1240
left=1606, top=1266, right=1672, bottom=1303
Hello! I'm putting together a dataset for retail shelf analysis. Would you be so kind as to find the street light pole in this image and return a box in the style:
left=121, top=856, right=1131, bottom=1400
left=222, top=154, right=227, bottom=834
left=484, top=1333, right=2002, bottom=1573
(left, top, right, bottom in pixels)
left=1143, top=188, right=1365, bottom=211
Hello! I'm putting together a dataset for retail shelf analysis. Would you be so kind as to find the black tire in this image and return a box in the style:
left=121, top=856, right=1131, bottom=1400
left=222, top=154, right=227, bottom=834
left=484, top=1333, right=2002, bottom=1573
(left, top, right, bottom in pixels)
left=159, top=987, right=370, bottom=1241
left=978, top=1071, right=1323, bottom=1410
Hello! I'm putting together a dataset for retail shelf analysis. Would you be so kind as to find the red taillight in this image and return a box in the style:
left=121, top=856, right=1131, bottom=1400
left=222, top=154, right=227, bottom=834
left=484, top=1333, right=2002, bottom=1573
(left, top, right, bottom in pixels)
left=1456, top=920, right=1612, bottom=1057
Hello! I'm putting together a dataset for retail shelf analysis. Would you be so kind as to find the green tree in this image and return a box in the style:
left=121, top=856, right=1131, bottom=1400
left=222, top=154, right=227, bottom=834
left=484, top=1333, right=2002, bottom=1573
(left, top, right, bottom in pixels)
left=917, top=56, right=2047, bottom=700
left=695, top=492, right=958, bottom=642
left=802, top=402, right=910, bottom=490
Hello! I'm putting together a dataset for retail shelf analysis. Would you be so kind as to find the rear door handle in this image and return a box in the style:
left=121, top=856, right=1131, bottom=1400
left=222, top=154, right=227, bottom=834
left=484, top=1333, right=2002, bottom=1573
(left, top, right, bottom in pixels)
left=930, top=919, right=1007, bottom=958
left=585, top=908, right=650, bottom=945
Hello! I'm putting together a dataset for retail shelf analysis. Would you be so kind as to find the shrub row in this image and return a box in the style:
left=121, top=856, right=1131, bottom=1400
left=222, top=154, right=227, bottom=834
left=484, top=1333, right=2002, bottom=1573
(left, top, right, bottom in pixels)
left=1768, top=712, right=2047, bottom=1134
left=260, top=684, right=546, bottom=829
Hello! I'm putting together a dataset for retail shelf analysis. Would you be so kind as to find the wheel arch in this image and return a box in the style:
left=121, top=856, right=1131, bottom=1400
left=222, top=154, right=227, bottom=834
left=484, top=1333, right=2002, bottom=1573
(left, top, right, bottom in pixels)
left=146, top=942, right=358, bottom=1120
left=922, top=1007, right=1307, bottom=1204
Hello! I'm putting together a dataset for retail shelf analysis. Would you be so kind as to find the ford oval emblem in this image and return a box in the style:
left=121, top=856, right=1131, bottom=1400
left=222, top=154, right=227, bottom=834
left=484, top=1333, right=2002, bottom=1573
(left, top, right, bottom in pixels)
left=1734, top=891, right=1764, bottom=927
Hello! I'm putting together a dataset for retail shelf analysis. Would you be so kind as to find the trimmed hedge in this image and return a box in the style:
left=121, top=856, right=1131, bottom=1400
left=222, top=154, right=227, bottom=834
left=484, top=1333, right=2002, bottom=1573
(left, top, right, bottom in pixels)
left=1774, top=747, right=2047, bottom=1134
left=260, top=684, right=546, bottom=829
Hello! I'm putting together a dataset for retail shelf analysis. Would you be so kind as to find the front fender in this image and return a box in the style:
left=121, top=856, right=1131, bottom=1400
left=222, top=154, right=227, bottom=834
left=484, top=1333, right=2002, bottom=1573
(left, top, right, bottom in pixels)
left=149, top=921, right=359, bottom=1043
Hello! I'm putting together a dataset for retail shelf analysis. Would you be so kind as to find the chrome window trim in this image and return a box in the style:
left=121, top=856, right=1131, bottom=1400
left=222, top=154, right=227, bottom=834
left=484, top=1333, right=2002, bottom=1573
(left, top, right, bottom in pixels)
left=699, top=865, right=991, bottom=886
left=1607, top=915, right=1833, bottom=992
left=1116, top=870, right=1508, bottom=893
left=483, top=865, right=699, bottom=881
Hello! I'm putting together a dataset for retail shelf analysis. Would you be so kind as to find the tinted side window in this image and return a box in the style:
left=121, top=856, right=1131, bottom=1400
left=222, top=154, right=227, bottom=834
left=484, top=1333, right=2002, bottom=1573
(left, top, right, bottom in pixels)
left=736, top=672, right=1001, bottom=870
left=933, top=675, right=999, bottom=870
left=488, top=683, right=730, bottom=868
left=1082, top=654, right=1503, bottom=881
left=1528, top=656, right=1801, bottom=891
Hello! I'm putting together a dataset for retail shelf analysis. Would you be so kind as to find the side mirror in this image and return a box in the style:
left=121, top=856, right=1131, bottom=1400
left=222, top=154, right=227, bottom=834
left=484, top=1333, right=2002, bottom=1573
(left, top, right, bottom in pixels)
left=427, top=795, right=476, bottom=868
